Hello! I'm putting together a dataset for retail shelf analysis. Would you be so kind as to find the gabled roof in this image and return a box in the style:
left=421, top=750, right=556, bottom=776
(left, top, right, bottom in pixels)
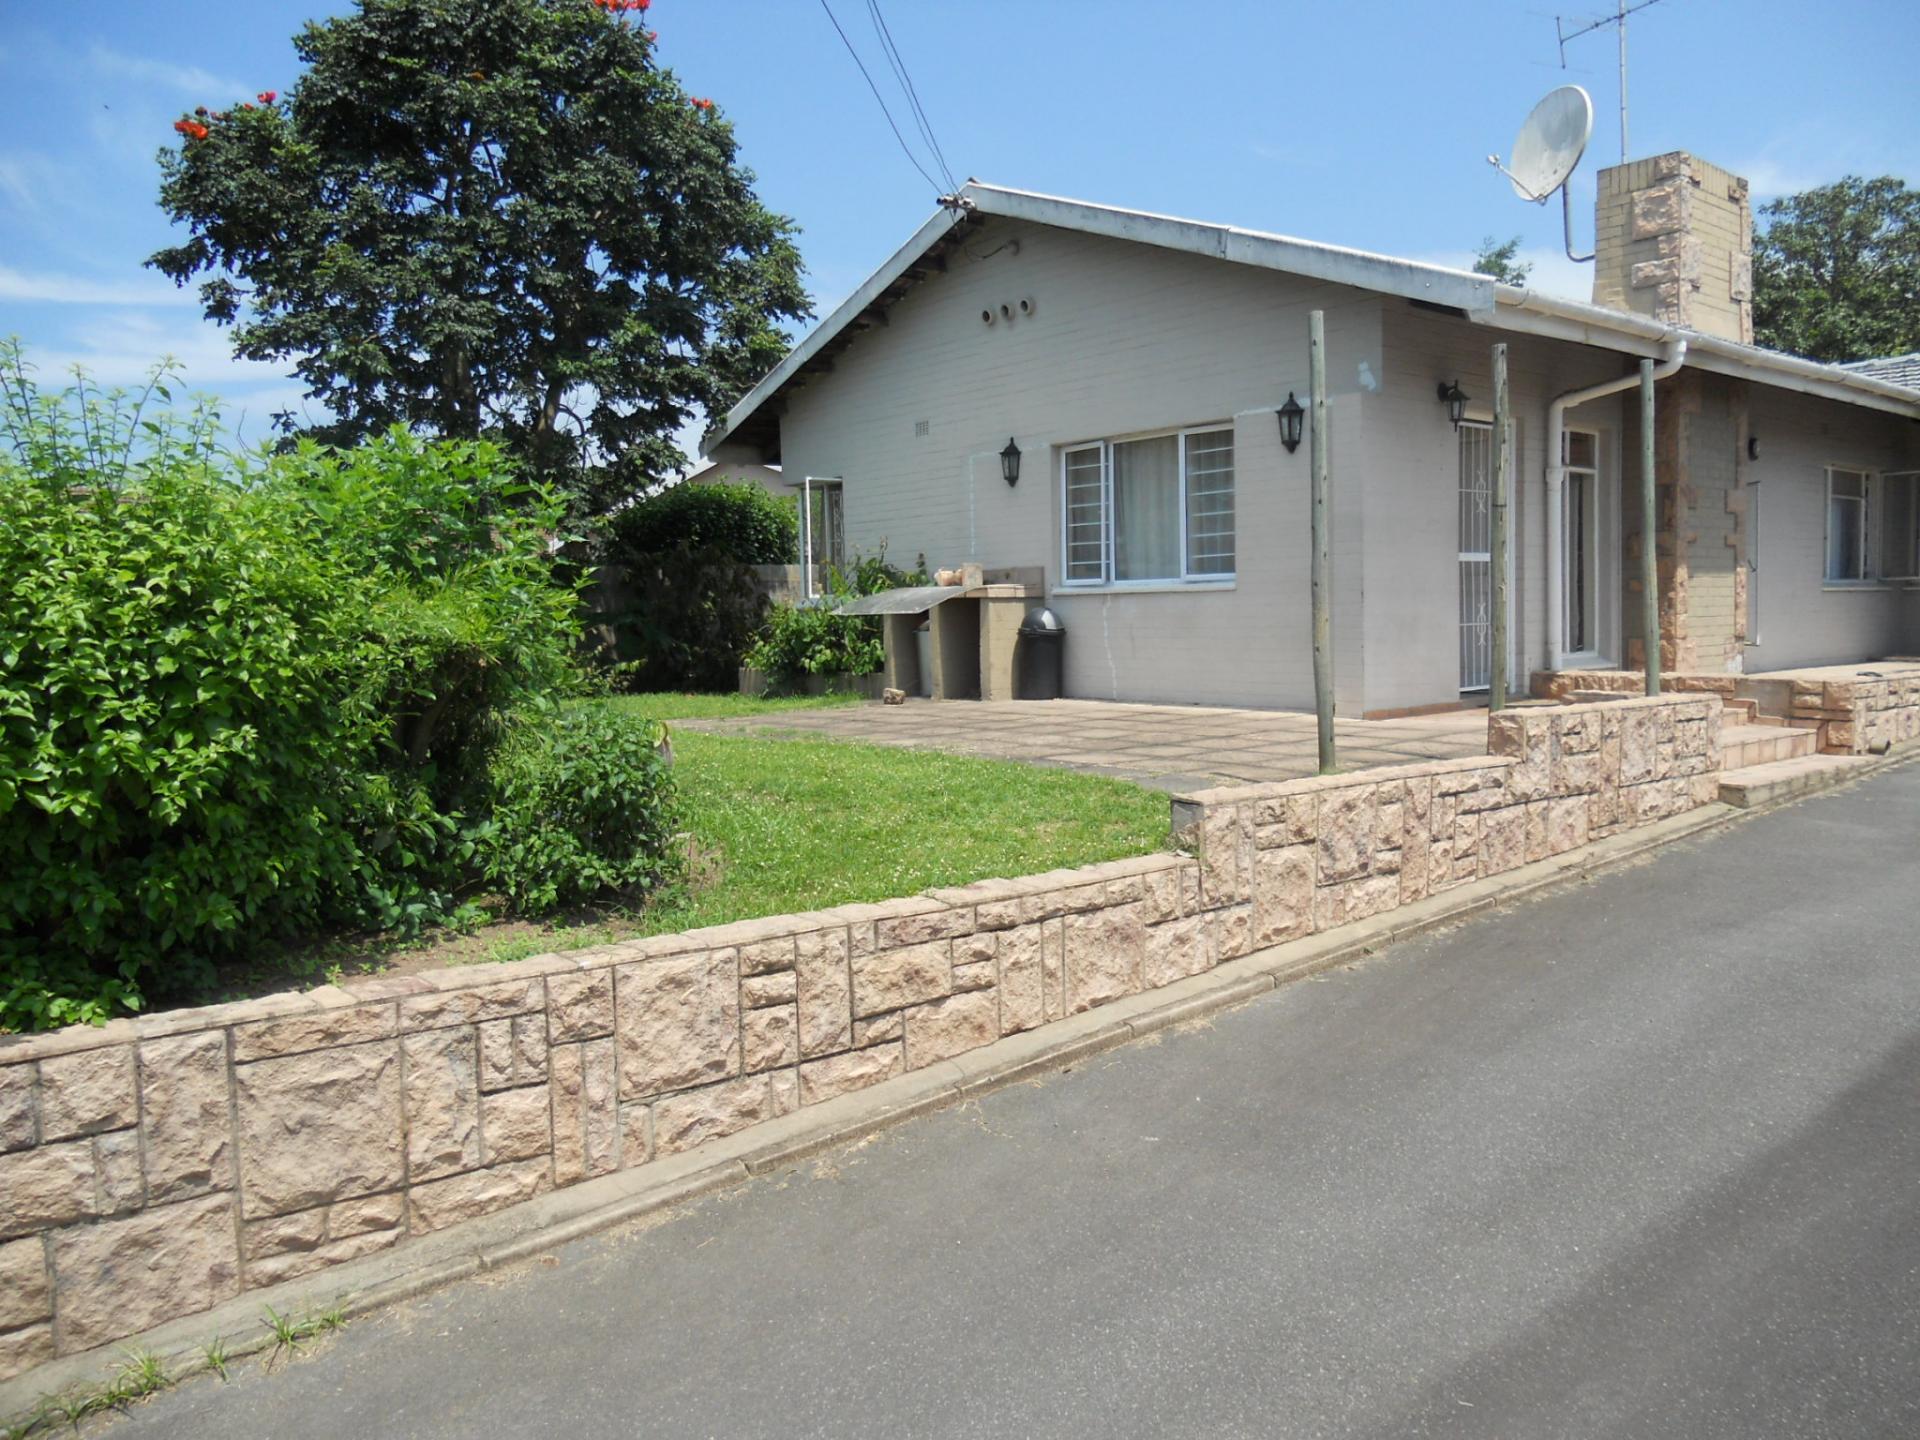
left=704, top=180, right=1920, bottom=458
left=1841, top=352, right=1920, bottom=391
left=704, top=181, right=1496, bottom=457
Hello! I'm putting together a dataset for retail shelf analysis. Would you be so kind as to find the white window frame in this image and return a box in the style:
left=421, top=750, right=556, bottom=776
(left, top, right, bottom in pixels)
left=1560, top=427, right=1611, bottom=664
left=1824, top=465, right=1875, bottom=586
left=1878, top=470, right=1920, bottom=582
left=1055, top=423, right=1236, bottom=590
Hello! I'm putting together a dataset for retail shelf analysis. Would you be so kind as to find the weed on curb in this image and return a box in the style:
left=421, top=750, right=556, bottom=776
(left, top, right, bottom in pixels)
left=3, top=1310, right=348, bottom=1438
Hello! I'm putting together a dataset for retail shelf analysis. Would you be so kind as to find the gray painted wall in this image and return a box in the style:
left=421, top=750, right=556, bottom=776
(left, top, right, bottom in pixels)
left=778, top=216, right=1383, bottom=712
left=770, top=214, right=1919, bottom=710
left=1745, top=386, right=1920, bottom=669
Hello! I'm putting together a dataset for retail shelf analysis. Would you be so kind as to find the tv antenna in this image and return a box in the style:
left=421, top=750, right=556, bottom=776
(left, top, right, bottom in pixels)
left=1555, top=0, right=1666, bottom=162
left=1487, top=84, right=1596, bottom=264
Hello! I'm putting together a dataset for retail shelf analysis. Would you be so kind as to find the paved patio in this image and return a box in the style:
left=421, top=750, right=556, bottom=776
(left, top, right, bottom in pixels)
left=679, top=699, right=1492, bottom=791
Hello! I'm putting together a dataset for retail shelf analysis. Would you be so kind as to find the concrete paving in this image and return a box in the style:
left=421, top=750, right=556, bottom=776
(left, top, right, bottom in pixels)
left=87, top=761, right=1920, bottom=1439
left=682, top=698, right=1491, bottom=790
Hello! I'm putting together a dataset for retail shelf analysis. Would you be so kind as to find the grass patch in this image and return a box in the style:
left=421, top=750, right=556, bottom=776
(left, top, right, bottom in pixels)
left=601, top=690, right=863, bottom=723
left=142, top=691, right=1168, bottom=1004
left=635, top=724, right=1170, bottom=934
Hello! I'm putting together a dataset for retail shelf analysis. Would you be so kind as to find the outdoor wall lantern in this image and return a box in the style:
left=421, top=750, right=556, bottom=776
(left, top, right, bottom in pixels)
left=1276, top=392, right=1305, bottom=454
left=1000, top=436, right=1022, bottom=487
left=1436, top=380, right=1470, bottom=430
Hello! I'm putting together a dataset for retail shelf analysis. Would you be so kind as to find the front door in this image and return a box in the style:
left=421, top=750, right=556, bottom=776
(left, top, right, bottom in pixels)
left=1458, top=421, right=1493, bottom=692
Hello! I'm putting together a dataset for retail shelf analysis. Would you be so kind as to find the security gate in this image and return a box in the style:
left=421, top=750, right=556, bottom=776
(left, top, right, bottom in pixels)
left=1458, top=420, right=1493, bottom=692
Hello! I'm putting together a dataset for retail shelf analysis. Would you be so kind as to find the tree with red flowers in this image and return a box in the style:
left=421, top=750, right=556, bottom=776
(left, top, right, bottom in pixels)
left=151, top=0, right=808, bottom=516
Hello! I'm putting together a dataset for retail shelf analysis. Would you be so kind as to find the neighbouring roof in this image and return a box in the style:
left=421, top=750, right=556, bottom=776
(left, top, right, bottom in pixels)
left=1841, top=352, right=1920, bottom=391
left=704, top=180, right=1920, bottom=458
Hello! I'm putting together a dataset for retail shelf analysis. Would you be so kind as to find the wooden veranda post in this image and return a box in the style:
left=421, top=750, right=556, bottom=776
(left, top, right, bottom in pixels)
left=1640, top=358, right=1661, bottom=694
left=1310, top=309, right=1335, bottom=774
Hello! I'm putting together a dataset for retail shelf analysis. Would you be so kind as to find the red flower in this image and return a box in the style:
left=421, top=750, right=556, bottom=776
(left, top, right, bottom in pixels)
left=173, top=118, right=209, bottom=141
left=647, top=30, right=658, bottom=41
left=258, top=90, right=277, bottom=104
left=691, top=97, right=713, bottom=111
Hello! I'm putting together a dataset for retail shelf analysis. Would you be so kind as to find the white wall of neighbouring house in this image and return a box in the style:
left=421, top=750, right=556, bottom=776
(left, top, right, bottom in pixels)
left=688, top=447, right=790, bottom=498
left=1745, top=384, right=1920, bottom=669
left=776, top=215, right=1386, bottom=712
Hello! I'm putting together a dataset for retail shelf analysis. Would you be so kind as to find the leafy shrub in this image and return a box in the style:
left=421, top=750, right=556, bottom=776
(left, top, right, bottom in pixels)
left=592, top=480, right=800, bottom=692
left=744, top=600, right=885, bottom=683
left=743, top=550, right=922, bottom=688
left=267, top=431, right=581, bottom=805
left=481, top=705, right=679, bottom=912
left=0, top=346, right=667, bottom=1030
left=603, top=480, right=797, bottom=564
left=0, top=360, right=368, bottom=1026
left=595, top=548, right=770, bottom=693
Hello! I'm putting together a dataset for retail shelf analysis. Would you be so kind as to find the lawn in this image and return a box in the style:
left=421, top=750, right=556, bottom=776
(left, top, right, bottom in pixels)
left=603, top=693, right=1170, bottom=934
left=274, top=692, right=1169, bottom=982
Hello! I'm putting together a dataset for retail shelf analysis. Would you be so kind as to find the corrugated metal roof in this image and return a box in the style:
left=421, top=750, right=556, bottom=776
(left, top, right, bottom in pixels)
left=835, top=584, right=968, bottom=616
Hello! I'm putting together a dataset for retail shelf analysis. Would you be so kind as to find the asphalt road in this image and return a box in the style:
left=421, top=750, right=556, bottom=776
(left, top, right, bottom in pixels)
left=96, top=765, right=1920, bottom=1439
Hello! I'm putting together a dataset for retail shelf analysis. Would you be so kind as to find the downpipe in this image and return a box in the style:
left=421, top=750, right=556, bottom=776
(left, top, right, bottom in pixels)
left=1545, top=334, right=1688, bottom=673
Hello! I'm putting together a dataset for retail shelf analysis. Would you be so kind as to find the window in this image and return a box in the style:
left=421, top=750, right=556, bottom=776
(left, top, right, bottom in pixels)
left=1058, top=426, right=1235, bottom=585
left=1563, top=431, right=1599, bottom=655
left=1880, top=472, right=1919, bottom=581
left=1825, top=468, right=1869, bottom=581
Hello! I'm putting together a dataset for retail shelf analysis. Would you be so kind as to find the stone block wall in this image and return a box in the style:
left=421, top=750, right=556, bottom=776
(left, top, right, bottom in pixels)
left=1529, top=669, right=1738, bottom=703
left=1171, top=696, right=1722, bottom=940
left=1787, top=673, right=1920, bottom=753
left=0, top=696, right=1721, bottom=1383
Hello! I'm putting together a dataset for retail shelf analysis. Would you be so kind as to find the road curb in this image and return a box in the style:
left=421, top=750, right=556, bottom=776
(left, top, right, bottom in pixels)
left=2, top=766, right=1898, bottom=1422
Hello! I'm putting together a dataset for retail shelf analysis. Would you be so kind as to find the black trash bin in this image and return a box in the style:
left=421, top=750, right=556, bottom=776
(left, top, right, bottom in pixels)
left=1015, top=606, right=1065, bottom=700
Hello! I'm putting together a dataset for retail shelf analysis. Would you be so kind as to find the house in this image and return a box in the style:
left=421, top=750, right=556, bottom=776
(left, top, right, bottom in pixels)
left=683, top=450, right=786, bottom=497
left=701, top=153, right=1920, bottom=717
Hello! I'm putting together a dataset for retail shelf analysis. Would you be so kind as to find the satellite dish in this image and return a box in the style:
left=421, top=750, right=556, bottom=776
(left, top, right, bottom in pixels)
left=1502, top=85, right=1593, bottom=202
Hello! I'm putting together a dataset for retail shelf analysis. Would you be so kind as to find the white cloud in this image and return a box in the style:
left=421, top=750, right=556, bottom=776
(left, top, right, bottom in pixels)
left=0, top=152, right=47, bottom=211
left=0, top=266, right=193, bottom=307
left=25, top=310, right=290, bottom=392
left=1732, top=130, right=1916, bottom=201
left=86, top=46, right=250, bottom=103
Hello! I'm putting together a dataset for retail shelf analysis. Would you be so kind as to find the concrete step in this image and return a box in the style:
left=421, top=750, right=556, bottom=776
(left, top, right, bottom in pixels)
left=1718, top=753, right=1878, bottom=808
left=1719, top=697, right=1760, bottom=724
left=1718, top=723, right=1819, bottom=770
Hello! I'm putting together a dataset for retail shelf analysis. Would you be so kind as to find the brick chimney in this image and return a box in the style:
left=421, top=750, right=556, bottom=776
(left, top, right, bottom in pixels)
left=1592, top=152, right=1754, bottom=343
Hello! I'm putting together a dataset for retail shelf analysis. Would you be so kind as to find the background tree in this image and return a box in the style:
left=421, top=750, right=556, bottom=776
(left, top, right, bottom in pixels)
left=151, top=0, right=810, bottom=516
left=1752, top=176, right=1920, bottom=363
left=1471, top=235, right=1533, bottom=286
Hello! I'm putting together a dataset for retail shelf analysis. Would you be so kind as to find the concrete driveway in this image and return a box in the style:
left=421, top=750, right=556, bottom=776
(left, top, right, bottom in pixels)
left=682, top=698, right=1490, bottom=790
left=93, top=762, right=1920, bottom=1439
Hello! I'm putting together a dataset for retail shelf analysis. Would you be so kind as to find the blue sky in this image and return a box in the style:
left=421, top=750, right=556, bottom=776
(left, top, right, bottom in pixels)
left=2, top=0, right=1916, bottom=456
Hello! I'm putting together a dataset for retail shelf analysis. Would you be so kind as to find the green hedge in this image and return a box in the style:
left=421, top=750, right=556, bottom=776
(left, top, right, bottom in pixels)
left=604, top=479, right=797, bottom=563
left=594, top=479, right=800, bottom=691
left=0, top=347, right=678, bottom=1030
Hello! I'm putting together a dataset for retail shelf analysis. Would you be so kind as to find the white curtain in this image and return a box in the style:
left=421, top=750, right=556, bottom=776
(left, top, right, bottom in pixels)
left=1112, top=435, right=1180, bottom=580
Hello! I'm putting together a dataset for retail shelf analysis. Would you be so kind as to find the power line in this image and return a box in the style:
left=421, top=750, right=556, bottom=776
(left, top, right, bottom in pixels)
left=817, top=0, right=945, bottom=196
left=866, top=0, right=957, bottom=194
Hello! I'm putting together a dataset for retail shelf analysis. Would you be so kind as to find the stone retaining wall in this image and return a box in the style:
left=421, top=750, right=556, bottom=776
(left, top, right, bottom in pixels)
left=1171, top=695, right=1722, bottom=942
left=1529, top=669, right=1738, bottom=702
left=0, top=695, right=1720, bottom=1383
left=1784, top=673, right=1920, bottom=754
